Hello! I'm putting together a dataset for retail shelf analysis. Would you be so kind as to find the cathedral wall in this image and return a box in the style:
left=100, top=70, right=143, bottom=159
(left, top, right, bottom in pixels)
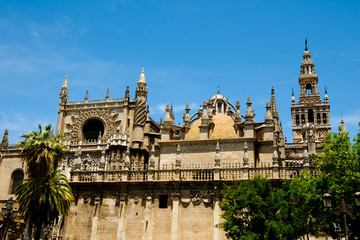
left=179, top=202, right=213, bottom=240
left=0, top=152, right=24, bottom=199
left=159, top=141, right=255, bottom=169
left=62, top=186, right=226, bottom=240
left=151, top=198, right=172, bottom=240
left=257, top=144, right=273, bottom=167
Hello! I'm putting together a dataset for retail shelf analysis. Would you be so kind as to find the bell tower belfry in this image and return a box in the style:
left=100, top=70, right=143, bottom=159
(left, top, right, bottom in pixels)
left=291, top=40, right=331, bottom=143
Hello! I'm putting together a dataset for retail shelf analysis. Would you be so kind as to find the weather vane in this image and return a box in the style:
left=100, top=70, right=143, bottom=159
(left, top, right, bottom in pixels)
left=217, top=85, right=220, bottom=94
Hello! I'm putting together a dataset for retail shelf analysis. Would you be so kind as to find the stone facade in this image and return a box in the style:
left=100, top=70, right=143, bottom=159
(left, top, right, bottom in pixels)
left=0, top=43, right=333, bottom=239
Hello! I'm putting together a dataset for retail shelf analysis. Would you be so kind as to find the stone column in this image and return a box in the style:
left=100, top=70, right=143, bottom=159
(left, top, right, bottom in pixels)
left=144, top=194, right=153, bottom=240
left=116, top=194, right=126, bottom=240
left=171, top=192, right=180, bottom=240
left=213, top=194, right=221, bottom=240
left=91, top=195, right=101, bottom=240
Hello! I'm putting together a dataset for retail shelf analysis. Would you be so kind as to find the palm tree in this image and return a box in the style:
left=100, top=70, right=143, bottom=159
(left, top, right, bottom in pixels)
left=16, top=124, right=69, bottom=240
left=16, top=166, right=74, bottom=239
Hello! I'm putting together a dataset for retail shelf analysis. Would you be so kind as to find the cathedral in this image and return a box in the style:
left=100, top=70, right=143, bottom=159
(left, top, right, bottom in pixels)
left=0, top=43, right=334, bottom=239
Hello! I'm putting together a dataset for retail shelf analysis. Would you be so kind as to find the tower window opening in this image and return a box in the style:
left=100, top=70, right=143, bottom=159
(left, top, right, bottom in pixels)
left=301, top=114, right=305, bottom=124
left=159, top=195, right=168, bottom=208
left=10, top=170, right=24, bottom=194
left=217, top=102, right=222, bottom=113
left=296, top=115, right=299, bottom=125
left=323, top=113, right=327, bottom=123
left=306, top=66, right=309, bottom=73
left=317, top=113, right=321, bottom=123
left=306, top=84, right=312, bottom=94
left=308, top=109, right=314, bottom=123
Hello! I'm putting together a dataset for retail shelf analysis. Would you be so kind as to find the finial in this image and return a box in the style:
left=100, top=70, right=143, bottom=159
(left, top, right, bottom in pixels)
left=236, top=100, right=240, bottom=109
left=325, top=85, right=328, bottom=94
left=125, top=86, right=130, bottom=99
left=291, top=87, right=294, bottom=96
left=85, top=90, right=88, bottom=101
left=185, top=103, right=190, bottom=112
left=63, top=75, right=68, bottom=87
left=138, top=68, right=146, bottom=84
left=305, top=38, right=308, bottom=51
left=106, top=88, right=109, bottom=100
left=217, top=85, right=220, bottom=94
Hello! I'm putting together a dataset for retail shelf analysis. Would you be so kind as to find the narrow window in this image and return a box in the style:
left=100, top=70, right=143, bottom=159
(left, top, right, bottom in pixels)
left=323, top=113, right=327, bottom=124
left=10, top=170, right=24, bottom=194
left=159, top=195, right=168, bottom=208
left=306, top=84, right=312, bottom=94
left=301, top=114, right=305, bottom=123
left=317, top=113, right=321, bottom=123
left=217, top=102, right=222, bottom=113
left=295, top=115, right=299, bottom=125
left=308, top=109, right=314, bottom=123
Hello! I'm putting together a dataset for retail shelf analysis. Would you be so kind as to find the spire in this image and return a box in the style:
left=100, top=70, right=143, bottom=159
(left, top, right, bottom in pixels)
left=85, top=90, right=88, bottom=102
left=0, top=129, right=9, bottom=151
left=138, top=68, right=146, bottom=84
left=183, top=104, right=191, bottom=127
left=265, top=101, right=272, bottom=125
left=300, top=40, right=317, bottom=77
left=291, top=88, right=295, bottom=105
left=63, top=75, right=68, bottom=88
left=125, top=86, right=130, bottom=100
left=271, top=86, right=278, bottom=119
left=245, top=97, right=254, bottom=122
left=324, top=86, right=329, bottom=102
left=164, top=103, right=173, bottom=125
left=59, top=75, right=68, bottom=103
left=234, top=100, right=241, bottom=123
left=170, top=105, right=175, bottom=120
left=106, top=88, right=109, bottom=100
left=340, top=117, right=347, bottom=133
left=201, top=100, right=209, bottom=122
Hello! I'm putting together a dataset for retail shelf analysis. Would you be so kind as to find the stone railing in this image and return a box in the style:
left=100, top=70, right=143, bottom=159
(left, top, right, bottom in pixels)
left=70, top=166, right=311, bottom=183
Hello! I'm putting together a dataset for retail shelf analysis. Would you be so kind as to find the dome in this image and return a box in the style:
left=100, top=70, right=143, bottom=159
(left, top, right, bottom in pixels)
left=185, top=114, right=238, bottom=140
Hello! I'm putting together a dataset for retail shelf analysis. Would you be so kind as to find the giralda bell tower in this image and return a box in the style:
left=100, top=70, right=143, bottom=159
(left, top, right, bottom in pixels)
left=291, top=40, right=331, bottom=143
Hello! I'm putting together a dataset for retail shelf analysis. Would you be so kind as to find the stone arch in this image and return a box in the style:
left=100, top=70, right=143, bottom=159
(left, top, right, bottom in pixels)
left=9, top=169, right=24, bottom=194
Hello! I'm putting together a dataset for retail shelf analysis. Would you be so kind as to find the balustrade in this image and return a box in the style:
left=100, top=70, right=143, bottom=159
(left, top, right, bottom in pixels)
left=69, top=166, right=313, bottom=183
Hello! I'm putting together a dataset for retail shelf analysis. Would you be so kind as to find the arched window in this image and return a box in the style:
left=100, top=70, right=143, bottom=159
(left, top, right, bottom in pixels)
left=10, top=170, right=24, bottom=194
left=306, top=84, right=312, bottom=94
left=217, top=102, right=222, bottom=113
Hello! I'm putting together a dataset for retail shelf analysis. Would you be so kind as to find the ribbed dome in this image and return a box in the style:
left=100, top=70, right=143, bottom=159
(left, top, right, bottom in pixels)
left=185, top=114, right=238, bottom=140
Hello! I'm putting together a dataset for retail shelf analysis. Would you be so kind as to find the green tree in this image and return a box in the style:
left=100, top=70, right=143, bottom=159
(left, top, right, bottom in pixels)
left=281, top=172, right=324, bottom=240
left=16, top=166, right=74, bottom=239
left=314, top=125, right=360, bottom=239
left=219, top=177, right=294, bottom=240
left=16, top=124, right=70, bottom=240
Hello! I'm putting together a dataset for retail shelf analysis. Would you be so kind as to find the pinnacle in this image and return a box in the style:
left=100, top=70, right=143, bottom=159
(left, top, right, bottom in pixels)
left=138, top=68, right=146, bottom=84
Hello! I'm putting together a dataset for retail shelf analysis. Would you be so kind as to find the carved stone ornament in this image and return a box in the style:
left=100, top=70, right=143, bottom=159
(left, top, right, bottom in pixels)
left=133, top=196, right=140, bottom=204
left=191, top=194, right=203, bottom=206
left=70, top=109, right=119, bottom=141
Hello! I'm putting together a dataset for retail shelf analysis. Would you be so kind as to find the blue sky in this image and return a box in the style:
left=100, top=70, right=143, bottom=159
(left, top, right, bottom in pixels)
left=0, top=0, right=359, bottom=144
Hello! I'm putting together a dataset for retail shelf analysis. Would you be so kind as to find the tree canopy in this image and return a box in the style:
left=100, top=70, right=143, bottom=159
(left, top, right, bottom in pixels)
left=219, top=123, right=360, bottom=239
left=15, top=124, right=73, bottom=240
